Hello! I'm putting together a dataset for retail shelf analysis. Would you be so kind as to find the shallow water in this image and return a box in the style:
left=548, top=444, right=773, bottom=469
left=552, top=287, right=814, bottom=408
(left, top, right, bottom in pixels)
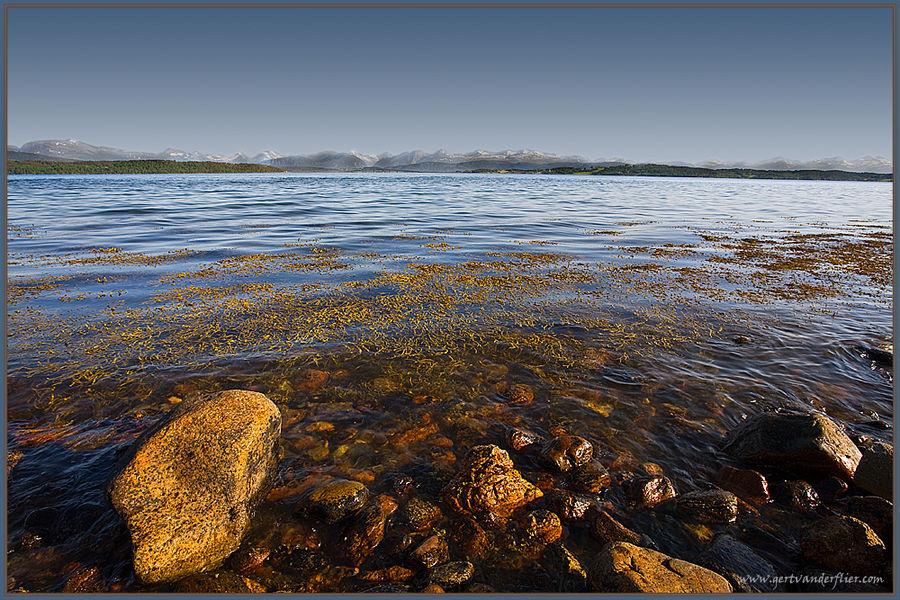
left=6, top=173, right=893, bottom=592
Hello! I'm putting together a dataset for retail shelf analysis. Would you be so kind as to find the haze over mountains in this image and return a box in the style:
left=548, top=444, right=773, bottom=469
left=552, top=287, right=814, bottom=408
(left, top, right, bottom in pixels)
left=7, top=139, right=893, bottom=174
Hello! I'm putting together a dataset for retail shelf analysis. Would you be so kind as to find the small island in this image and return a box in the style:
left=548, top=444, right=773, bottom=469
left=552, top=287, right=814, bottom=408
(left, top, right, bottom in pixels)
left=466, top=164, right=892, bottom=182
left=7, top=159, right=285, bottom=175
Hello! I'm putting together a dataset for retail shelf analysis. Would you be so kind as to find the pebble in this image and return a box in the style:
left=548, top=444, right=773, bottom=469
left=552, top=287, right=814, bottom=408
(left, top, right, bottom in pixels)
left=548, top=489, right=596, bottom=520
left=520, top=510, right=562, bottom=547
left=294, top=368, right=329, bottom=393
left=542, top=435, right=593, bottom=472
left=770, top=480, right=821, bottom=512
left=566, top=461, right=611, bottom=493
left=716, top=466, right=769, bottom=506
left=674, top=490, right=738, bottom=523
left=625, top=476, right=677, bottom=509
left=450, top=517, right=488, bottom=557
left=297, top=479, right=370, bottom=524
left=401, top=497, right=442, bottom=531
left=409, top=535, right=449, bottom=569
left=342, top=494, right=399, bottom=566
left=505, top=426, right=542, bottom=451
left=429, top=561, right=474, bottom=588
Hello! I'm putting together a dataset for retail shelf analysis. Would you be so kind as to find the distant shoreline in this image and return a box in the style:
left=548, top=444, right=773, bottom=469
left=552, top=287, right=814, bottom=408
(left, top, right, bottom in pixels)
left=7, top=159, right=891, bottom=181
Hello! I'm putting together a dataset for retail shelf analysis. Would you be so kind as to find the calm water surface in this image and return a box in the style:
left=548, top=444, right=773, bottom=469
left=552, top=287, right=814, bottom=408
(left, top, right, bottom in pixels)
left=6, top=173, right=894, bottom=592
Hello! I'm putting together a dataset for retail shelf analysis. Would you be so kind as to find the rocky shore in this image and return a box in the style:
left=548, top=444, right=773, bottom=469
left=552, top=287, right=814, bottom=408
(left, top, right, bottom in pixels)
left=81, top=385, right=892, bottom=594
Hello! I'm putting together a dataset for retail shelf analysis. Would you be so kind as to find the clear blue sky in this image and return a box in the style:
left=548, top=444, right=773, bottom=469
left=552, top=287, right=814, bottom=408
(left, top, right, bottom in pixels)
left=6, top=5, right=893, bottom=163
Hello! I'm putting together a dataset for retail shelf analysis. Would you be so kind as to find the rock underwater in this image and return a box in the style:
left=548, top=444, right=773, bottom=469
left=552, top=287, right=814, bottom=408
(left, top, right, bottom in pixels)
left=107, top=389, right=282, bottom=584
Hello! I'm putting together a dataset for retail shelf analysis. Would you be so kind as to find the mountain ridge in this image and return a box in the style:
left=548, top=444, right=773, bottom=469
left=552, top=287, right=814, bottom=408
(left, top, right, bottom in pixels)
left=7, top=139, right=893, bottom=174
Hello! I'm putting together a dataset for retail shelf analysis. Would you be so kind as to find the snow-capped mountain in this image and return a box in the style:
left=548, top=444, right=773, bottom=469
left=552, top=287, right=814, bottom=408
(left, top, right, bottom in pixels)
left=8, top=139, right=893, bottom=173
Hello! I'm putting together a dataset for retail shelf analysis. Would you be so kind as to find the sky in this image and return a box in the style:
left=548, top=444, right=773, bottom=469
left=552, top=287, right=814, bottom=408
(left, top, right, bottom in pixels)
left=6, top=5, right=893, bottom=164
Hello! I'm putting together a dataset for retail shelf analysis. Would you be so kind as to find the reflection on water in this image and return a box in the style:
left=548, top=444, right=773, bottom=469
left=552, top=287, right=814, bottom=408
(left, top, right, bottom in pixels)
left=6, top=173, right=893, bottom=592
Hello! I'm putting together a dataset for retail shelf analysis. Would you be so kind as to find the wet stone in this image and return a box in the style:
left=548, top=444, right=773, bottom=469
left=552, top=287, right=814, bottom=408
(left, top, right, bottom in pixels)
left=566, top=461, right=611, bottom=493
left=716, top=466, right=769, bottom=506
left=174, top=570, right=267, bottom=594
left=813, top=476, right=849, bottom=504
left=505, top=426, right=542, bottom=451
left=770, top=480, right=821, bottom=513
left=294, top=368, right=329, bottom=393
left=503, top=383, right=534, bottom=405
left=542, top=435, right=593, bottom=472
left=590, top=510, right=645, bottom=546
left=800, top=515, right=885, bottom=576
left=227, top=543, right=272, bottom=573
left=695, top=534, right=778, bottom=593
left=626, top=476, right=677, bottom=509
left=450, top=517, right=488, bottom=558
left=674, top=489, right=737, bottom=523
left=107, top=389, right=281, bottom=584
left=429, top=561, right=474, bottom=588
left=410, top=535, right=450, bottom=569
left=358, top=565, right=415, bottom=582
left=342, top=494, right=399, bottom=567
left=62, top=566, right=105, bottom=593
left=853, top=442, right=892, bottom=501
left=722, top=412, right=862, bottom=480
left=520, top=510, right=562, bottom=547
left=401, top=497, right=442, bottom=531
left=835, top=495, right=893, bottom=547
left=592, top=542, right=732, bottom=593
left=548, top=489, right=596, bottom=520
left=442, top=444, right=542, bottom=520
left=540, top=543, right=589, bottom=592
left=421, top=583, right=445, bottom=593
left=361, top=583, right=409, bottom=593
left=297, top=479, right=369, bottom=524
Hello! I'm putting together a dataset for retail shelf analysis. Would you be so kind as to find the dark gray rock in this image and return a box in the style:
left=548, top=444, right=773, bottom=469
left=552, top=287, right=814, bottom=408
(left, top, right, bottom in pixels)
left=674, top=490, right=738, bottom=523
left=854, top=442, right=892, bottom=501
left=542, top=435, right=593, bottom=472
left=770, top=480, right=821, bottom=512
left=540, top=543, right=589, bottom=592
left=836, top=495, right=892, bottom=546
left=800, top=515, right=885, bottom=576
left=429, top=560, right=474, bottom=588
left=696, top=534, right=778, bottom=593
left=723, top=412, right=861, bottom=480
left=567, top=461, right=611, bottom=493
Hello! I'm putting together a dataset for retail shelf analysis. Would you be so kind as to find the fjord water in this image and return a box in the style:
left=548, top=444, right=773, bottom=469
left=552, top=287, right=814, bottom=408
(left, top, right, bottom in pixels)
left=6, top=173, right=893, bottom=592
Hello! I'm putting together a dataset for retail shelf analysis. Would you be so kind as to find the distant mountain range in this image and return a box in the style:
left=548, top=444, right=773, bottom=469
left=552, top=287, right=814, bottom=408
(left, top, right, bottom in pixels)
left=7, top=139, right=893, bottom=174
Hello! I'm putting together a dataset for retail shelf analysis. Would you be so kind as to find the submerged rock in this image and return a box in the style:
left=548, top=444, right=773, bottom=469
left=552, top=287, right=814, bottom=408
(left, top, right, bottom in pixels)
left=540, top=543, right=589, bottom=592
left=297, top=479, right=370, bottom=524
left=548, top=489, right=596, bottom=520
left=567, top=461, right=611, bottom=493
left=716, top=466, right=769, bottom=506
left=592, top=542, right=732, bottom=593
left=770, top=480, right=821, bottom=513
left=410, top=535, right=449, bottom=569
left=342, top=494, right=398, bottom=567
left=696, top=534, right=778, bottom=593
left=449, top=517, right=488, bottom=558
left=504, top=427, right=543, bottom=451
left=853, top=442, right=892, bottom=500
left=800, top=515, right=885, bottom=575
left=836, top=495, right=892, bottom=546
left=590, top=510, right=647, bottom=547
left=400, top=497, right=442, bottom=531
left=428, top=561, right=474, bottom=588
left=107, top=389, right=281, bottom=584
left=443, top=445, right=542, bottom=520
left=625, top=476, right=677, bottom=509
left=722, top=412, right=861, bottom=480
left=542, top=435, right=593, bottom=472
left=674, top=490, right=738, bottom=524
left=519, top=510, right=562, bottom=547
left=813, top=475, right=849, bottom=504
